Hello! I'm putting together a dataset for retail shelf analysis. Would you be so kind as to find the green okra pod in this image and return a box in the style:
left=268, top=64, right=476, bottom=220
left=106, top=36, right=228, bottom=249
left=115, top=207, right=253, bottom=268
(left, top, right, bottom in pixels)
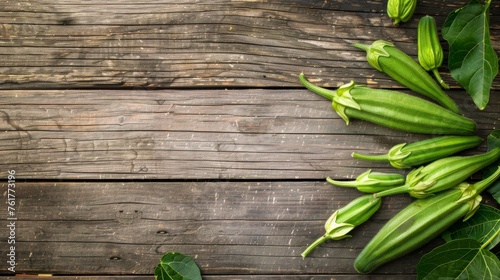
left=301, top=194, right=381, bottom=258
left=418, top=15, right=450, bottom=89
left=354, top=166, right=500, bottom=274
left=387, top=0, right=417, bottom=25
left=353, top=40, right=460, bottom=114
left=374, top=147, right=500, bottom=198
left=299, top=73, right=476, bottom=135
left=327, top=169, right=405, bottom=193
left=352, top=135, right=483, bottom=169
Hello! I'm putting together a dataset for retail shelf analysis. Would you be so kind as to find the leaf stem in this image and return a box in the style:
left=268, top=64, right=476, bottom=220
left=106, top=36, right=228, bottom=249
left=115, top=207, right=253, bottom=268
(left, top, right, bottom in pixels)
left=480, top=227, right=500, bottom=250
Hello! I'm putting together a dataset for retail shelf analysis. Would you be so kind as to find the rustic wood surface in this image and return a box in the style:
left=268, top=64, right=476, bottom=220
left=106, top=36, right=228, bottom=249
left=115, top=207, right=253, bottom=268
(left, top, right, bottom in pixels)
left=0, top=0, right=499, bottom=279
left=1, top=89, right=498, bottom=181
left=0, top=0, right=498, bottom=90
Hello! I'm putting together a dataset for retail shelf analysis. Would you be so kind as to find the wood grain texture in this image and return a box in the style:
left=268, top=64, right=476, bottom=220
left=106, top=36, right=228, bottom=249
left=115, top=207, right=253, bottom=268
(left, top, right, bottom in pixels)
left=0, top=0, right=498, bottom=89
left=1, top=276, right=416, bottom=280
left=0, top=181, right=423, bottom=276
left=1, top=1, right=500, bottom=278
left=1, top=181, right=497, bottom=277
left=1, top=88, right=498, bottom=180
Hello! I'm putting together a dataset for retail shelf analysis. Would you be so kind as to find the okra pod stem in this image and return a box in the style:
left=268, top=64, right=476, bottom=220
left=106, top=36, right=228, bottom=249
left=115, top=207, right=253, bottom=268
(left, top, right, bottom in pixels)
left=431, top=68, right=449, bottom=89
left=351, top=152, right=388, bottom=162
left=301, top=235, right=329, bottom=259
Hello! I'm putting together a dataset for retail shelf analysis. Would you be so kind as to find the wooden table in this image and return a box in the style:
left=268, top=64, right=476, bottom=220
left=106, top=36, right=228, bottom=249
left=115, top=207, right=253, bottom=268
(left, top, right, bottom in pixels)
left=1, top=1, right=499, bottom=279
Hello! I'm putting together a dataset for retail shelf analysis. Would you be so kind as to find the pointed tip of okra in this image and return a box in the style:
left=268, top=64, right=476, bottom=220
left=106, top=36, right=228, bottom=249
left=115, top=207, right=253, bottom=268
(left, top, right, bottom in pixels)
left=474, top=165, right=500, bottom=194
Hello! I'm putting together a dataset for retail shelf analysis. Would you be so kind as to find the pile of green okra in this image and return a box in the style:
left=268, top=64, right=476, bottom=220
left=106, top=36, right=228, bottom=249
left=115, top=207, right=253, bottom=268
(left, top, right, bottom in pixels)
left=299, top=13, right=500, bottom=274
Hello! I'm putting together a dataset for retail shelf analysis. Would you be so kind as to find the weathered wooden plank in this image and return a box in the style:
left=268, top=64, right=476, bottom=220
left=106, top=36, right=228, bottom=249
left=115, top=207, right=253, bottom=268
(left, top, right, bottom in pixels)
left=1, top=88, right=498, bottom=180
left=2, top=277, right=154, bottom=280
left=1, top=2, right=499, bottom=279
left=12, top=274, right=415, bottom=280
left=0, top=0, right=498, bottom=89
left=0, top=275, right=416, bottom=280
left=0, top=181, right=430, bottom=277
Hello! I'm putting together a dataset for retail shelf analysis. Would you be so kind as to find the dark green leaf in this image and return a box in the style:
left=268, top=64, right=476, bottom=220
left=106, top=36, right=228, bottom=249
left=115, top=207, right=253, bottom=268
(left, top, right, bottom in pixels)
left=488, top=182, right=500, bottom=205
left=486, top=130, right=500, bottom=151
left=154, top=252, right=202, bottom=280
left=443, top=204, right=500, bottom=250
left=486, top=130, right=500, bottom=204
left=416, top=239, right=500, bottom=280
left=442, top=0, right=498, bottom=110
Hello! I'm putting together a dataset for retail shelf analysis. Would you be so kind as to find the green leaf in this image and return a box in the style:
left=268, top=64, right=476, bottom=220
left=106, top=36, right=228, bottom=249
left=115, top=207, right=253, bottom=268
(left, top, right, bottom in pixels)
left=488, top=179, right=500, bottom=204
left=154, top=252, right=202, bottom=280
left=416, top=238, right=500, bottom=280
left=487, top=130, right=500, bottom=151
left=442, top=0, right=499, bottom=110
left=486, top=130, right=500, bottom=204
left=443, top=204, right=500, bottom=250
